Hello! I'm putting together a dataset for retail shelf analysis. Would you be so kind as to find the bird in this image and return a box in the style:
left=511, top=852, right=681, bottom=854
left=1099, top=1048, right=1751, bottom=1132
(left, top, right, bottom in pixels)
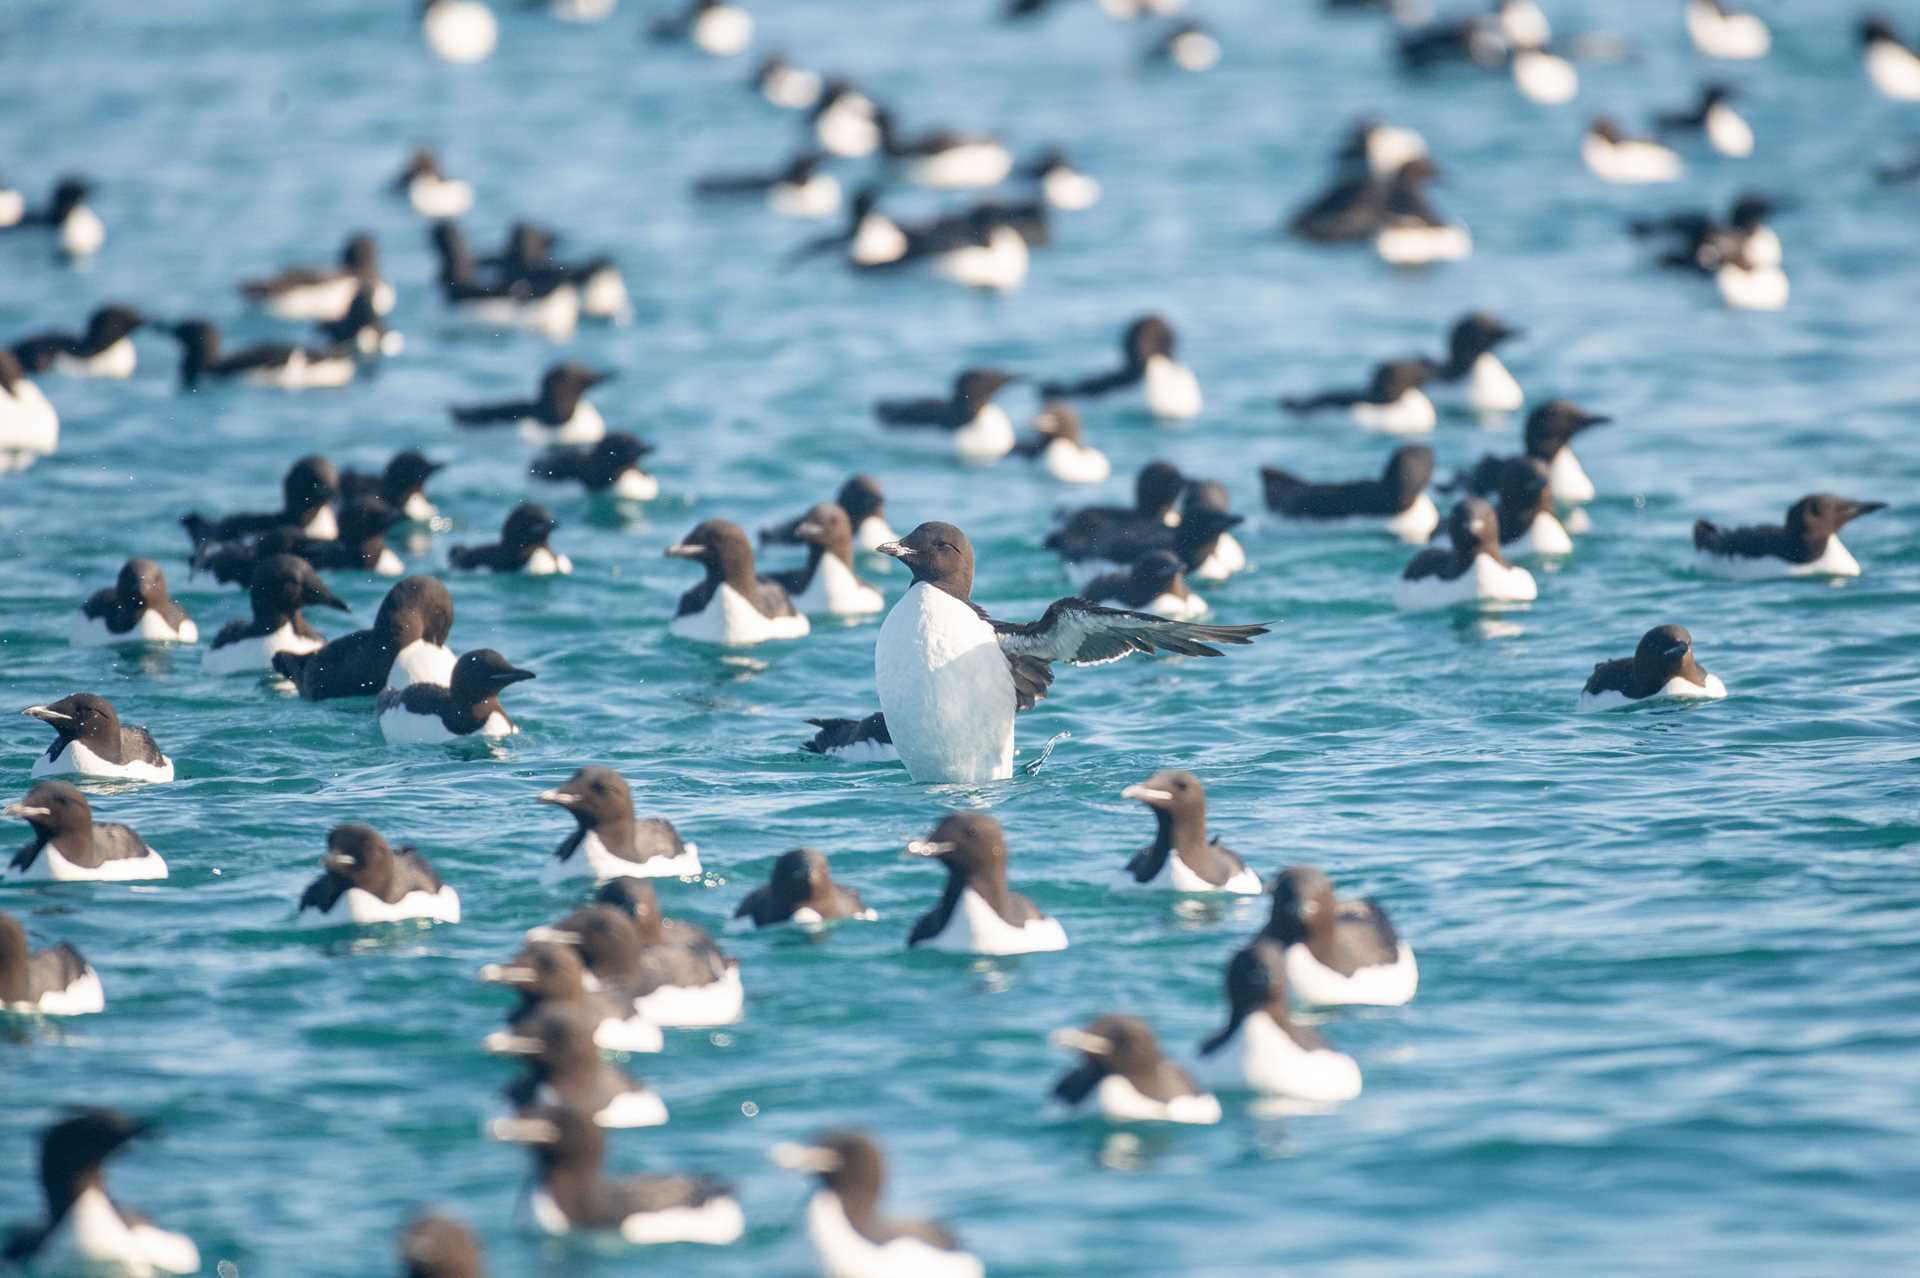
left=239, top=232, right=395, bottom=321
left=1281, top=359, right=1436, bottom=435
left=807, top=78, right=884, bottom=158
left=1, top=1111, right=199, bottom=1274
left=23, top=694, right=173, bottom=783
left=1483, top=456, right=1573, bottom=556
left=1081, top=550, right=1208, bottom=621
left=1449, top=399, right=1609, bottom=507
left=294, top=823, right=461, bottom=927
left=1049, top=461, right=1189, bottom=561
left=449, top=503, right=572, bottom=575
left=340, top=450, right=446, bottom=524
left=0, top=350, right=59, bottom=470
left=529, top=432, right=659, bottom=500
left=1263, top=444, right=1440, bottom=544
left=1862, top=15, right=1920, bottom=101
left=1632, top=192, right=1787, bottom=309
left=770, top=1130, right=984, bottom=1278
left=539, top=879, right=744, bottom=1027
left=427, top=222, right=579, bottom=341
left=489, top=1004, right=667, bottom=1128
left=1373, top=158, right=1472, bottom=265
left=479, top=222, right=633, bottom=324
left=71, top=558, right=198, bottom=647
left=1147, top=20, right=1222, bottom=72
left=1261, top=865, right=1419, bottom=1006
left=1012, top=401, right=1111, bottom=484
left=0, top=176, right=105, bottom=257
left=10, top=303, right=143, bottom=378
left=392, top=147, right=474, bottom=219
left=1287, top=119, right=1426, bottom=244
left=1582, top=117, right=1685, bottom=185
left=832, top=475, right=899, bottom=552
left=482, top=940, right=663, bottom=1053
left=1021, top=147, right=1102, bottom=211
left=1053, top=484, right=1244, bottom=588
left=1117, top=769, right=1261, bottom=893
left=193, top=497, right=405, bottom=583
left=1654, top=83, right=1754, bottom=158
left=1693, top=494, right=1886, bottom=578
left=272, top=575, right=457, bottom=698
left=182, top=454, right=341, bottom=546
left=399, top=1214, right=487, bottom=1278
left=487, top=1104, right=743, bottom=1244
left=1393, top=497, right=1538, bottom=610
left=751, top=51, right=823, bottom=111
left=794, top=195, right=1031, bottom=291
left=0, top=909, right=104, bottom=1015
left=764, top=504, right=884, bottom=616
left=167, top=319, right=359, bottom=391
left=878, top=521, right=1264, bottom=782
left=648, top=0, right=755, bottom=57
left=730, top=848, right=875, bottom=931
left=312, top=286, right=404, bottom=358
left=693, top=151, right=841, bottom=219
left=663, top=519, right=810, bottom=645
left=450, top=363, right=611, bottom=445
left=799, top=712, right=897, bottom=762
left=1685, top=0, right=1770, bottom=60
left=906, top=812, right=1068, bottom=955
left=875, top=109, right=1015, bottom=190
left=5, top=781, right=167, bottom=883
left=204, top=554, right=353, bottom=677
left=875, top=368, right=1022, bottom=463
left=1580, top=624, right=1727, bottom=709
left=537, top=765, right=702, bottom=882
left=420, top=0, right=499, bottom=64
left=1048, top=1014, right=1222, bottom=1124
left=1039, top=314, right=1202, bottom=421
left=1423, top=311, right=1524, bottom=413
left=376, top=648, right=535, bottom=744
left=1195, top=940, right=1363, bottom=1102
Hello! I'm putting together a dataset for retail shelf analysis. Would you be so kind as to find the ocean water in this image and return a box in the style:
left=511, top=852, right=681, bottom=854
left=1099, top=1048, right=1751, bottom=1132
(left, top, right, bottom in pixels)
left=3, top=0, right=1918, bottom=1273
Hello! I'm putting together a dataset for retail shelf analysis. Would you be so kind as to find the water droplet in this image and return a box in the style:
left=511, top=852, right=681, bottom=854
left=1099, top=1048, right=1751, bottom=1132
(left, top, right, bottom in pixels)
left=741, top=1101, right=759, bottom=1118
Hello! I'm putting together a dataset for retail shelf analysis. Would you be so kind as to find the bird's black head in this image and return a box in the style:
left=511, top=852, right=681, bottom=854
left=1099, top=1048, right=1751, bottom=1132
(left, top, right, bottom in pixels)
left=284, top=455, right=341, bottom=515
left=49, top=176, right=94, bottom=219
left=1861, top=16, right=1899, bottom=46
left=1445, top=497, right=1502, bottom=557
left=1125, top=550, right=1185, bottom=600
left=1496, top=456, right=1553, bottom=519
left=1729, top=192, right=1776, bottom=229
left=255, top=553, right=350, bottom=617
left=399, top=1213, right=486, bottom=1278
left=877, top=521, right=973, bottom=599
left=448, top=649, right=535, bottom=704
left=6, top=780, right=93, bottom=841
left=502, top=503, right=559, bottom=553
left=790, top=503, right=854, bottom=558
left=908, top=811, right=1008, bottom=882
left=1523, top=400, right=1609, bottom=458
left=1135, top=460, right=1187, bottom=518
left=1786, top=494, right=1886, bottom=539
left=323, top=823, right=399, bottom=896
left=771, top=847, right=830, bottom=906
left=1266, top=865, right=1338, bottom=944
left=1589, top=115, right=1627, bottom=144
left=1448, top=311, right=1519, bottom=365
left=1633, top=624, right=1704, bottom=687
left=40, top=1108, right=152, bottom=1202
left=953, top=368, right=1021, bottom=415
left=1030, top=401, right=1084, bottom=445
left=384, top=450, right=444, bottom=497
left=837, top=474, right=886, bottom=525
left=1370, top=360, right=1432, bottom=401
left=341, top=232, right=380, bottom=276
left=771, top=1128, right=885, bottom=1203
left=116, top=557, right=172, bottom=608
left=663, top=518, right=757, bottom=587
left=1122, top=767, right=1206, bottom=825
left=1051, top=1013, right=1164, bottom=1079
left=87, top=304, right=143, bottom=346
left=22, top=693, right=119, bottom=746
left=1384, top=445, right=1436, bottom=504
left=374, top=575, right=455, bottom=647
left=340, top=497, right=405, bottom=543
left=1124, top=314, right=1177, bottom=366
left=538, top=766, right=633, bottom=834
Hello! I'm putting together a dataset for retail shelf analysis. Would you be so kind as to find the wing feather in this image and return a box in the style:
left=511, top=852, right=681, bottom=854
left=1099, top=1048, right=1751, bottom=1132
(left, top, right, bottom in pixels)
left=991, top=598, right=1266, bottom=667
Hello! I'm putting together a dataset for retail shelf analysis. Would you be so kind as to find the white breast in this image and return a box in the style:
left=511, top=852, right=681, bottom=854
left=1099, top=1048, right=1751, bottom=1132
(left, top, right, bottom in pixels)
left=32, top=739, right=174, bottom=784
left=671, top=581, right=810, bottom=646
left=691, top=3, right=752, bottom=55
left=59, top=205, right=105, bottom=257
left=908, top=142, right=1014, bottom=191
left=543, top=831, right=703, bottom=884
left=369, top=547, right=404, bottom=576
left=580, top=267, right=632, bottom=323
left=771, top=173, right=841, bottom=220
left=522, top=546, right=573, bottom=576
left=950, top=403, right=1015, bottom=462
left=1386, top=493, right=1441, bottom=544
left=1687, top=1, right=1769, bottom=59
left=1716, top=261, right=1789, bottom=311
left=1505, top=510, right=1573, bottom=557
left=1352, top=388, right=1436, bottom=436
left=1393, top=553, right=1537, bottom=611
left=1705, top=101, right=1755, bottom=157
left=423, top=0, right=499, bottom=63
left=632, top=961, right=743, bottom=1028
left=1546, top=447, right=1595, bottom=505
left=1578, top=672, right=1728, bottom=712
left=34, top=1185, right=199, bottom=1276
left=850, top=213, right=907, bottom=265
left=875, top=583, right=1016, bottom=784
left=1192, top=530, right=1246, bottom=582
left=1867, top=38, right=1920, bottom=100
left=592, top=1009, right=665, bottom=1054
left=1698, top=535, right=1858, bottom=579
left=1511, top=48, right=1578, bottom=104
left=917, top=885, right=1068, bottom=957
left=1143, top=354, right=1203, bottom=420
left=56, top=336, right=136, bottom=379
left=298, top=883, right=461, bottom=927
left=1168, top=29, right=1221, bottom=72
left=385, top=639, right=457, bottom=691
left=805, top=1190, right=984, bottom=1278
left=794, top=554, right=883, bottom=616
left=262, top=275, right=359, bottom=322
left=596, top=1087, right=670, bottom=1128
left=1042, top=167, right=1102, bottom=211
left=762, top=65, right=822, bottom=110
left=854, top=516, right=900, bottom=554
left=409, top=174, right=474, bottom=218
left=1583, top=135, right=1685, bottom=185
left=0, top=378, right=59, bottom=455
left=522, top=399, right=606, bottom=446
left=1197, top=1010, right=1363, bottom=1103
left=619, top=1195, right=746, bottom=1246
left=1087, top=1072, right=1222, bottom=1125
left=1286, top=941, right=1419, bottom=1007
left=0, top=189, right=21, bottom=226
left=26, top=964, right=105, bottom=1016
left=1466, top=351, right=1523, bottom=413
left=933, top=225, right=1028, bottom=292
left=205, top=621, right=323, bottom=675
left=1141, top=590, right=1207, bottom=621
left=4, top=842, right=168, bottom=883
left=1040, top=436, right=1111, bottom=485
left=69, top=610, right=196, bottom=647
left=379, top=704, right=457, bottom=744
left=818, top=99, right=882, bottom=158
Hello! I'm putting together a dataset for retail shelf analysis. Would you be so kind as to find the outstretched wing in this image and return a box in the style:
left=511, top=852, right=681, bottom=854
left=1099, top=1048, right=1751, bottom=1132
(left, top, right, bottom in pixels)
left=991, top=598, right=1266, bottom=668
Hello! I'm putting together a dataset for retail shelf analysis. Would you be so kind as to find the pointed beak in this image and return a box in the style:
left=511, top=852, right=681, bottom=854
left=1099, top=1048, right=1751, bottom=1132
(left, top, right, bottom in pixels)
left=1843, top=500, right=1887, bottom=522
left=323, top=851, right=356, bottom=873
left=792, top=521, right=827, bottom=541
left=22, top=706, right=70, bottom=723
left=479, top=964, right=536, bottom=986
left=905, top=839, right=955, bottom=858
left=769, top=1142, right=842, bottom=1173
left=536, top=788, right=576, bottom=808
left=308, top=583, right=351, bottom=612
left=587, top=369, right=616, bottom=387
left=1662, top=641, right=1692, bottom=662
left=5, top=803, right=51, bottom=820
left=1048, top=1028, right=1113, bottom=1056
left=1121, top=785, right=1172, bottom=804
left=483, top=1031, right=543, bottom=1056
left=662, top=543, right=705, bottom=559
left=875, top=540, right=910, bottom=560
left=486, top=1116, right=561, bottom=1145
left=492, top=667, right=537, bottom=689
left=523, top=926, right=581, bottom=946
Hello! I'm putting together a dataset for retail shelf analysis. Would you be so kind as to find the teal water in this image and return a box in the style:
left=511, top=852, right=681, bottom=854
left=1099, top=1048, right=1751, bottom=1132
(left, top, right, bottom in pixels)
left=3, top=0, right=1919, bottom=1273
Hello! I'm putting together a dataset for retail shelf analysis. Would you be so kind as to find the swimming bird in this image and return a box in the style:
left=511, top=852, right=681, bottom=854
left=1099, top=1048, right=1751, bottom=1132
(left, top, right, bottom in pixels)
left=0, top=176, right=105, bottom=257
left=1654, top=83, right=1754, bottom=158
left=376, top=648, right=534, bottom=743
left=168, top=319, right=358, bottom=391
left=451, top=363, right=611, bottom=445
left=1281, top=359, right=1436, bottom=435
left=1049, top=1014, right=1222, bottom=1124
left=312, top=286, right=404, bottom=358
left=295, top=824, right=461, bottom=926
left=1117, top=769, right=1261, bottom=893
left=808, top=78, right=884, bottom=157
left=1039, top=314, right=1202, bottom=421
left=1393, top=497, right=1537, bottom=609
left=195, top=497, right=405, bottom=582
left=1180, top=481, right=1244, bottom=581
left=694, top=152, right=841, bottom=219
left=204, top=553, right=352, bottom=676
left=1452, top=399, right=1608, bottom=507
left=1480, top=456, right=1572, bottom=556
left=183, top=454, right=340, bottom=547
left=487, top=1104, right=743, bottom=1244
left=1021, top=147, right=1102, bottom=211
left=1686, top=0, right=1769, bottom=60
left=1862, top=16, right=1920, bottom=101
left=1580, top=624, right=1727, bottom=709
left=1049, top=463, right=1190, bottom=568
left=1, top=1111, right=199, bottom=1274
left=730, top=848, right=874, bottom=931
left=799, top=712, right=897, bottom=762
left=1262, top=865, right=1418, bottom=1006
left=1373, top=158, right=1471, bottom=264
left=764, top=504, right=884, bottom=617
left=23, top=694, right=173, bottom=783
left=399, top=1214, right=487, bottom=1278
left=1013, top=403, right=1111, bottom=485
left=393, top=147, right=475, bottom=219
left=1147, top=20, right=1221, bottom=72
left=1081, top=550, right=1207, bottom=620
left=876, top=368, right=1021, bottom=463
left=529, top=432, right=659, bottom=500
left=273, top=575, right=457, bottom=697
left=428, top=222, right=580, bottom=341
left=341, top=450, right=446, bottom=524
left=483, top=940, right=662, bottom=1053
left=240, top=232, right=395, bottom=321
left=1424, top=311, right=1524, bottom=412
left=878, top=522, right=1265, bottom=783
left=480, top=222, right=633, bottom=324
left=1635, top=192, right=1787, bottom=306
left=1262, top=444, right=1439, bottom=543
left=420, top=0, right=499, bottom=63
left=876, top=109, right=1015, bottom=189
left=541, top=879, right=743, bottom=1027
left=906, top=813, right=1067, bottom=954
left=664, top=519, right=810, bottom=644
left=71, top=559, right=198, bottom=646
left=648, top=0, right=754, bottom=56
left=771, top=1130, right=983, bottom=1278
left=490, top=1004, right=667, bottom=1128
left=538, top=765, right=702, bottom=882
left=1196, top=939, right=1362, bottom=1101
left=5, top=782, right=167, bottom=883
left=751, top=51, right=823, bottom=110
left=0, top=177, right=17, bottom=228
left=450, top=503, right=571, bottom=576
left=1693, top=494, right=1886, bottom=578
left=0, top=349, right=59, bottom=469
left=1583, top=117, right=1684, bottom=184
left=0, top=910, right=104, bottom=1015
left=1287, top=119, right=1426, bottom=243
left=834, top=475, right=898, bottom=552
left=10, top=303, right=142, bottom=379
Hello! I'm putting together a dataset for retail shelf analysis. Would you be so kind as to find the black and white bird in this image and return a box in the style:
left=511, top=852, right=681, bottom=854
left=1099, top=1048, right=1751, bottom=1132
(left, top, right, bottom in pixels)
left=1196, top=939, right=1363, bottom=1103
left=875, top=108, right=1015, bottom=190
left=428, top=222, right=579, bottom=341
left=771, top=1130, right=984, bottom=1278
left=340, top=450, right=446, bottom=525
left=1373, top=157, right=1473, bottom=265
left=204, top=553, right=352, bottom=676
left=487, top=1104, right=743, bottom=1245
left=1451, top=399, right=1609, bottom=507
left=1281, top=359, right=1436, bottom=435
left=729, top=848, right=874, bottom=931
left=5, top=782, right=167, bottom=883
left=1394, top=498, right=1537, bottom=610
left=648, top=0, right=755, bottom=56
left=419, top=0, right=499, bottom=64
left=1147, top=20, right=1222, bottom=72
left=764, top=504, right=883, bottom=617
left=1050, top=462, right=1189, bottom=561
left=694, top=152, right=841, bottom=219
left=273, top=575, right=458, bottom=697
left=490, top=1003, right=667, bottom=1129
left=1582, top=117, right=1685, bottom=185
left=451, top=363, right=611, bottom=445
left=295, top=823, right=461, bottom=927
left=751, top=51, right=823, bottom=110
left=239, top=232, right=395, bottom=321
left=1013, top=402, right=1111, bottom=485
left=1632, top=192, right=1787, bottom=310
left=482, top=940, right=662, bottom=1054
left=1693, top=494, right=1886, bottom=579
left=1117, top=769, right=1260, bottom=894
left=1049, top=494, right=1245, bottom=589
left=0, top=349, right=60, bottom=470
left=1686, top=0, right=1770, bottom=60
left=664, top=519, right=810, bottom=645
left=1020, top=147, right=1102, bottom=211
left=0, top=909, right=104, bottom=1015
left=538, top=879, right=744, bottom=1027
left=1483, top=456, right=1573, bottom=557
left=875, top=368, right=1021, bottom=463
left=1423, top=312, right=1524, bottom=413
left=376, top=648, right=534, bottom=744
left=807, top=78, right=884, bottom=158
left=23, top=694, right=173, bottom=783
left=538, top=765, right=702, bottom=883
left=1081, top=551, right=1208, bottom=621
left=799, top=712, right=897, bottom=763
left=530, top=432, right=659, bottom=501
left=1049, top=1014, right=1222, bottom=1124
left=450, top=503, right=572, bottom=575
left=906, top=812, right=1068, bottom=955
left=71, top=558, right=198, bottom=647
left=312, top=286, right=404, bottom=358
left=1287, top=118, right=1427, bottom=244
left=1, top=1111, right=199, bottom=1274
left=1862, top=15, right=1920, bottom=101
left=10, top=303, right=142, bottom=378
left=182, top=454, right=341, bottom=547
left=168, top=319, right=357, bottom=391
left=392, top=147, right=475, bottom=219
left=826, top=474, right=898, bottom=552
left=1260, top=865, right=1418, bottom=1006
left=0, top=176, right=106, bottom=257
left=877, top=522, right=1264, bottom=782
left=480, top=221, right=633, bottom=325
left=399, top=1214, right=487, bottom=1278
left=1655, top=83, right=1754, bottom=158
left=1040, top=314, right=1202, bottom=421
left=1262, top=444, right=1439, bottom=544
left=194, top=497, right=405, bottom=583
left=1580, top=624, right=1727, bottom=709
